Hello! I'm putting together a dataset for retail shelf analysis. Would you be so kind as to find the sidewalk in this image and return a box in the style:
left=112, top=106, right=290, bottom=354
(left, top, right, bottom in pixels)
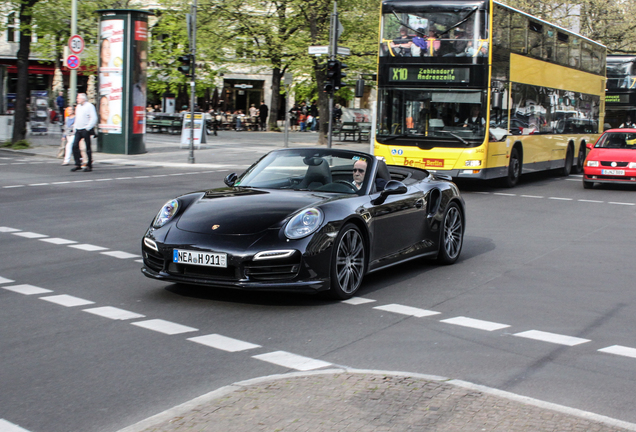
left=119, top=368, right=636, bottom=432
left=13, top=129, right=372, bottom=169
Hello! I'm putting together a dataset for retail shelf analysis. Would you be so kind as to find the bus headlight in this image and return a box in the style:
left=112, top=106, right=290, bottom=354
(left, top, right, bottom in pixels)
left=464, top=160, right=482, bottom=167
left=586, top=160, right=599, bottom=167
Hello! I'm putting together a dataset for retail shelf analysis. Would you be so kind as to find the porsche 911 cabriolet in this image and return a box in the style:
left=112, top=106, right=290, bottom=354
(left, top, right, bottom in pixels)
left=141, top=148, right=465, bottom=299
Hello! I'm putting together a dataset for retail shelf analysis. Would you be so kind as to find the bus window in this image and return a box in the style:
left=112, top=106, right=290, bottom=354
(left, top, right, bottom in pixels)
left=570, top=37, right=581, bottom=68
left=510, top=14, right=526, bottom=54
left=544, top=28, right=555, bottom=61
left=581, top=42, right=593, bottom=73
left=556, top=32, right=569, bottom=65
left=492, top=5, right=510, bottom=49
left=527, top=21, right=543, bottom=59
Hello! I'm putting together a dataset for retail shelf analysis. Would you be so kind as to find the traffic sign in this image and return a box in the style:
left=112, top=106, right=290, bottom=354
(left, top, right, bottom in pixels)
left=68, top=35, right=84, bottom=54
left=308, top=46, right=329, bottom=55
left=66, top=55, right=81, bottom=70
left=337, top=46, right=351, bottom=56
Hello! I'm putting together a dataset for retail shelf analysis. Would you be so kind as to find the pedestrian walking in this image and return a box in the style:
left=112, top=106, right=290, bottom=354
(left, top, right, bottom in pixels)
left=59, top=106, right=75, bottom=164
left=56, top=91, right=65, bottom=131
left=258, top=101, right=269, bottom=131
left=70, top=93, right=97, bottom=172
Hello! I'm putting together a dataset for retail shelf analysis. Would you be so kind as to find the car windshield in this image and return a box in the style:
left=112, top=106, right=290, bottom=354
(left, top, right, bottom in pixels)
left=235, top=149, right=372, bottom=194
left=596, top=132, right=636, bottom=149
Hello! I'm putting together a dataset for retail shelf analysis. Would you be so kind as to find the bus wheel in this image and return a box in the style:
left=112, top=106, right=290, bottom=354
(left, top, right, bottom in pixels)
left=501, top=147, right=521, bottom=188
left=574, top=144, right=586, bottom=174
left=559, top=146, right=573, bottom=176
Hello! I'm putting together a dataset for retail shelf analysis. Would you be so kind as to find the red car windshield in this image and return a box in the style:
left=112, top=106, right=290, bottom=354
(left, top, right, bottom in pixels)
left=596, top=132, right=636, bottom=149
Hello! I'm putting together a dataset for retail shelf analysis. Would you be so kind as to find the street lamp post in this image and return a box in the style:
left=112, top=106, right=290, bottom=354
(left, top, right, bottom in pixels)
left=70, top=0, right=77, bottom=104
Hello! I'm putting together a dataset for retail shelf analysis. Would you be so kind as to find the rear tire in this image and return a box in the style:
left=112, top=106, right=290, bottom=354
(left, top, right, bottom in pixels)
left=437, top=202, right=464, bottom=265
left=329, top=224, right=366, bottom=300
left=559, top=146, right=573, bottom=176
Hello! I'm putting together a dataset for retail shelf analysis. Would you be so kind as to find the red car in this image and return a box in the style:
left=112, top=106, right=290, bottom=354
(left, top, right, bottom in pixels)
left=583, top=128, right=636, bottom=189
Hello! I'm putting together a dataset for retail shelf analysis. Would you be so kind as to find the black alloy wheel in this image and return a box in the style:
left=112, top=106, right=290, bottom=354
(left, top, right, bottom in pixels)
left=330, top=223, right=366, bottom=299
left=437, top=202, right=464, bottom=265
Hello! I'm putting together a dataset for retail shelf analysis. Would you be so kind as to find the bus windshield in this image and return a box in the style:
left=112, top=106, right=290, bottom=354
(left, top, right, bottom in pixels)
left=380, top=1, right=488, bottom=58
left=377, top=89, right=487, bottom=145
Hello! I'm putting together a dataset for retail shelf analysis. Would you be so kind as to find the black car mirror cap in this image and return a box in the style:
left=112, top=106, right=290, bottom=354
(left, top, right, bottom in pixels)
left=381, top=180, right=407, bottom=197
left=224, top=173, right=238, bottom=186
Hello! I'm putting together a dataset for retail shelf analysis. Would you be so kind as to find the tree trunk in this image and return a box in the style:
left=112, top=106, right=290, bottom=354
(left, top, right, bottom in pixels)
left=12, top=0, right=40, bottom=143
left=269, top=67, right=282, bottom=130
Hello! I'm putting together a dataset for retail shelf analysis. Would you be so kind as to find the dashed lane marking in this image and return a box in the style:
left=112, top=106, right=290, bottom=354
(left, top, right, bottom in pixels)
left=188, top=334, right=261, bottom=352
left=520, top=194, right=543, bottom=199
left=0, top=276, right=15, bottom=284
left=609, top=202, right=635, bottom=206
left=252, top=351, right=332, bottom=371
left=40, top=294, right=95, bottom=307
left=68, top=244, right=109, bottom=252
left=0, top=419, right=32, bottom=432
left=39, top=237, right=77, bottom=245
left=469, top=191, right=636, bottom=207
left=2, top=284, right=53, bottom=295
left=514, top=330, right=590, bottom=346
left=131, top=319, right=198, bottom=335
left=598, top=345, right=636, bottom=359
left=342, top=297, right=377, bottom=305
left=12, top=232, right=48, bottom=239
left=373, top=303, right=441, bottom=318
left=548, top=197, right=573, bottom=201
left=83, top=306, right=145, bottom=321
left=101, top=251, right=141, bottom=259
left=440, top=316, right=511, bottom=332
left=0, top=227, right=20, bottom=233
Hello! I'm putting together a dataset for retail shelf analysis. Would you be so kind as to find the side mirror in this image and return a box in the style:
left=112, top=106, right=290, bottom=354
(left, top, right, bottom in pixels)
left=224, top=173, right=238, bottom=187
left=586, top=142, right=593, bottom=150
left=373, top=180, right=407, bottom=205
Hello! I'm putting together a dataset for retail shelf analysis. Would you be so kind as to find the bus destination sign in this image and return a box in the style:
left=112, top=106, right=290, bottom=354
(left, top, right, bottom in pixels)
left=389, top=67, right=470, bottom=83
left=605, top=94, right=629, bottom=104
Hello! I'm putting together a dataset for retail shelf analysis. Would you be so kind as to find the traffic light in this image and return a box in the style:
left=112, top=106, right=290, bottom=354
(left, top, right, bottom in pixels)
left=335, top=62, right=347, bottom=89
left=324, top=60, right=338, bottom=93
left=177, top=54, right=193, bottom=77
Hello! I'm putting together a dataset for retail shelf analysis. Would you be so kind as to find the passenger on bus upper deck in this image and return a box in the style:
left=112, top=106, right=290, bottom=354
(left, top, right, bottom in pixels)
left=390, top=26, right=413, bottom=56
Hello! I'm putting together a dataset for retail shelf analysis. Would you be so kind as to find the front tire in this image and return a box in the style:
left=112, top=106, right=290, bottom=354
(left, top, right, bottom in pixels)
left=559, top=146, right=573, bottom=176
left=329, top=223, right=366, bottom=300
left=437, top=202, right=464, bottom=265
left=500, top=147, right=521, bottom=188
left=574, top=144, right=586, bottom=174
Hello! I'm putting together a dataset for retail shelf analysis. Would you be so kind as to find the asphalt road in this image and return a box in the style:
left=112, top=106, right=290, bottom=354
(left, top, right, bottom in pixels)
left=1, top=150, right=636, bottom=432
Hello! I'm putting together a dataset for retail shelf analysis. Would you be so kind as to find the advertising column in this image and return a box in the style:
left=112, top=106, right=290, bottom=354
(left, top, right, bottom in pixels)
left=97, top=9, right=151, bottom=155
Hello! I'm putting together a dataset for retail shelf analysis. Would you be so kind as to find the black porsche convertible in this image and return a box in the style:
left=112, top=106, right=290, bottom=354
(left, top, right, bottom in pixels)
left=141, top=148, right=465, bottom=299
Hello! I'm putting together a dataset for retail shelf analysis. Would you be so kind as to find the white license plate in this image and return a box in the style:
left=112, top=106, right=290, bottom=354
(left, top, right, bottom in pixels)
left=602, top=169, right=625, bottom=175
left=173, top=249, right=227, bottom=268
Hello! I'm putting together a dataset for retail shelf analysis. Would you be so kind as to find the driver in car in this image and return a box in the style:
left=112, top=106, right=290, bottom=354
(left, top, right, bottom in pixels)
left=353, top=160, right=367, bottom=190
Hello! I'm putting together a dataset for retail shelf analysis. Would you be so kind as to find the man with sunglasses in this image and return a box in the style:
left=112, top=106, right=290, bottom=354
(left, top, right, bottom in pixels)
left=353, top=160, right=367, bottom=190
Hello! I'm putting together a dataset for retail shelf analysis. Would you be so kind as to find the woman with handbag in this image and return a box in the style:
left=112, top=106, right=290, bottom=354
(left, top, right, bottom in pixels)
left=60, top=106, right=76, bottom=165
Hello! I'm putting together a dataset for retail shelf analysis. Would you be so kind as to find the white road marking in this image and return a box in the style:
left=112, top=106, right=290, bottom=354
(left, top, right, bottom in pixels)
left=131, top=319, right=198, bottom=335
left=494, top=192, right=516, bottom=196
left=188, top=334, right=261, bottom=352
left=598, top=345, right=636, bottom=359
left=0, top=227, right=20, bottom=232
left=520, top=195, right=543, bottom=199
left=39, top=237, right=77, bottom=245
left=0, top=419, right=32, bottom=432
left=152, top=174, right=169, bottom=177
left=441, top=316, right=510, bottom=331
left=609, top=202, right=635, bottom=206
left=342, top=297, right=377, bottom=305
left=28, top=183, right=49, bottom=186
left=12, top=232, right=48, bottom=239
left=373, top=304, right=441, bottom=318
left=95, top=178, right=114, bottom=182
left=578, top=199, right=604, bottom=203
left=2, top=284, right=53, bottom=295
left=40, top=295, right=95, bottom=307
left=253, top=351, right=331, bottom=371
left=514, top=330, right=590, bottom=346
left=0, top=276, right=15, bottom=284
left=548, top=197, right=573, bottom=201
left=51, top=181, right=71, bottom=184
left=83, top=306, right=145, bottom=320
left=115, top=177, right=133, bottom=180
left=101, top=251, right=140, bottom=259
left=69, top=244, right=109, bottom=252
left=72, top=180, right=94, bottom=183
left=135, top=259, right=144, bottom=263
left=2, top=185, right=25, bottom=188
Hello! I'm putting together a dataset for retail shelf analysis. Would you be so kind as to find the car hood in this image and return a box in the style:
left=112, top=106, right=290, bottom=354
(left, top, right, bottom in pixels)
left=589, top=148, right=636, bottom=162
left=175, top=187, right=331, bottom=235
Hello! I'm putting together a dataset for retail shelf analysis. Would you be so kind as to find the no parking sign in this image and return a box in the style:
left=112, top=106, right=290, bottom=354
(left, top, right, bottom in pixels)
left=66, top=54, right=81, bottom=69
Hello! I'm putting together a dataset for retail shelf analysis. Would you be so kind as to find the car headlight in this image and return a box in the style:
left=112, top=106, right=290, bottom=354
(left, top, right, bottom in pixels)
left=284, top=208, right=323, bottom=239
left=629, top=162, right=636, bottom=169
left=586, top=160, right=599, bottom=167
left=153, top=199, right=179, bottom=228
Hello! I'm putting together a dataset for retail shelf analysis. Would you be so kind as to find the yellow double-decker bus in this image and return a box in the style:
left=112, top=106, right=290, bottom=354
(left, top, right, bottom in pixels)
left=375, top=0, right=606, bottom=186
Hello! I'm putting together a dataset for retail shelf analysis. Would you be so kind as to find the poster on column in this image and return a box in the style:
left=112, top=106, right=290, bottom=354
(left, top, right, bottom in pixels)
left=98, top=19, right=124, bottom=134
left=132, top=20, right=148, bottom=134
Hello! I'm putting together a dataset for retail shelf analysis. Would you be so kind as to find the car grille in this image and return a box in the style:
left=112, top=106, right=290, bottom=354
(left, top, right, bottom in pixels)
left=600, top=161, right=629, bottom=167
left=143, top=250, right=164, bottom=272
left=168, top=263, right=238, bottom=280
left=244, top=263, right=301, bottom=281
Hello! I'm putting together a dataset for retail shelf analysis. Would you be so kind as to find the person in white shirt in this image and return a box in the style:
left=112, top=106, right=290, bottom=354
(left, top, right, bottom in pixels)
left=71, top=93, right=97, bottom=172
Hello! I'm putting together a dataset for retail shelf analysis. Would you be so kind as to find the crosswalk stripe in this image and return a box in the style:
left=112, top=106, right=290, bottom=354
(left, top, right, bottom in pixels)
left=40, top=295, right=95, bottom=307
left=514, top=330, right=590, bottom=346
left=441, top=316, right=510, bottom=331
left=0, top=276, right=15, bottom=284
left=131, top=319, right=198, bottom=335
left=100, top=251, right=140, bottom=259
left=2, top=284, right=53, bottom=295
left=342, top=297, right=376, bottom=305
left=0, top=418, right=32, bottom=432
left=373, top=304, right=440, bottom=318
left=598, top=345, right=636, bottom=359
left=188, top=334, right=261, bottom=352
left=12, top=232, right=48, bottom=239
left=39, top=238, right=77, bottom=245
left=69, top=244, right=108, bottom=252
left=83, top=306, right=145, bottom=320
left=253, top=351, right=331, bottom=371
left=0, top=227, right=21, bottom=233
